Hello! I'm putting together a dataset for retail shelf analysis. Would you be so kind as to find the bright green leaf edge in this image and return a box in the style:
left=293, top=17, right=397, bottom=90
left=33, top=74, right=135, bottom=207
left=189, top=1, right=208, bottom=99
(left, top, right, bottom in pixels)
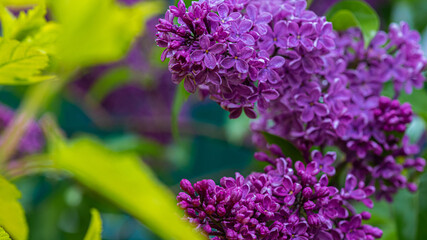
left=48, top=136, right=204, bottom=240
left=0, top=175, right=28, bottom=240
left=326, top=0, right=379, bottom=47
left=84, top=209, right=102, bottom=240
left=0, top=227, right=12, bottom=240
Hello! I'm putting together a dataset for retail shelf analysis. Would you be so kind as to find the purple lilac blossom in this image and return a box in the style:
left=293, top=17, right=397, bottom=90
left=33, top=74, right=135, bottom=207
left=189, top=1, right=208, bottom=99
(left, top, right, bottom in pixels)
left=252, top=24, right=426, bottom=200
left=156, top=0, right=335, bottom=118
left=177, top=148, right=382, bottom=240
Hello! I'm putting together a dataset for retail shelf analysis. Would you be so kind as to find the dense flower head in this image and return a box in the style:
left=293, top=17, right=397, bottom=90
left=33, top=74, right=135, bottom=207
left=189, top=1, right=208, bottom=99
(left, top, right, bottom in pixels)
left=250, top=24, right=426, bottom=201
left=178, top=149, right=382, bottom=239
left=156, top=0, right=335, bottom=118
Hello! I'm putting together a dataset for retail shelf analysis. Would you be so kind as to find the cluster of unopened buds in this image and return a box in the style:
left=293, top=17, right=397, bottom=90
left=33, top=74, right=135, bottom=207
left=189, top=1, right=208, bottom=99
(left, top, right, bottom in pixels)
left=156, top=0, right=427, bottom=238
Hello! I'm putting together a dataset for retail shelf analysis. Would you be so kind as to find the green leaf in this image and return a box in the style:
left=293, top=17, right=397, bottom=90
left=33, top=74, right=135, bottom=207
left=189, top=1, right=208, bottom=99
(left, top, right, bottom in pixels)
left=50, top=0, right=163, bottom=67
left=0, top=175, right=28, bottom=240
left=48, top=136, right=204, bottom=240
left=0, top=38, right=53, bottom=84
left=26, top=22, right=60, bottom=56
left=416, top=172, right=427, bottom=240
left=262, top=132, right=304, bottom=161
left=326, top=0, right=379, bottom=47
left=392, top=189, right=417, bottom=240
left=0, top=227, right=12, bottom=240
left=88, top=67, right=133, bottom=101
left=0, top=4, right=47, bottom=41
left=0, top=0, right=45, bottom=6
left=172, top=83, right=191, bottom=140
left=354, top=201, right=398, bottom=240
left=84, top=209, right=102, bottom=240
left=105, top=134, right=165, bottom=158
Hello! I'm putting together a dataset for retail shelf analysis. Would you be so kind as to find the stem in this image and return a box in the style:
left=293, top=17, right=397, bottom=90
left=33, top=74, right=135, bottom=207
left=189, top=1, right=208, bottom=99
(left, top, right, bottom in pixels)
left=0, top=73, right=70, bottom=167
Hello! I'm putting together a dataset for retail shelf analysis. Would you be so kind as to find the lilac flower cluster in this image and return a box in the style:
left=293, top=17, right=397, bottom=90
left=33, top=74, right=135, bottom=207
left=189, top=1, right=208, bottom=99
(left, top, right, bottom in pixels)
left=0, top=103, right=44, bottom=156
left=178, top=149, right=382, bottom=239
left=251, top=23, right=426, bottom=200
left=156, top=0, right=335, bottom=118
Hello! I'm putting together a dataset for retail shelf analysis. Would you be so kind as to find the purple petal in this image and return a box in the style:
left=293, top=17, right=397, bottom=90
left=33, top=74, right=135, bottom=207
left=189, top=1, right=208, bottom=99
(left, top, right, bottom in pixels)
left=262, top=89, right=279, bottom=100
left=239, top=47, right=254, bottom=59
left=207, top=12, right=220, bottom=22
left=221, top=57, right=235, bottom=69
left=288, top=36, right=299, bottom=48
left=294, top=222, right=308, bottom=235
left=209, top=43, right=226, bottom=54
left=229, top=108, right=242, bottom=119
left=350, top=189, right=366, bottom=200
left=301, top=107, right=314, bottom=122
left=217, top=4, right=229, bottom=19
left=288, top=22, right=299, bottom=34
left=228, top=44, right=239, bottom=57
left=274, top=20, right=287, bottom=36
left=239, top=19, right=253, bottom=33
left=311, top=150, right=322, bottom=162
left=207, top=71, right=222, bottom=85
left=313, top=103, right=329, bottom=116
left=301, top=37, right=314, bottom=51
left=244, top=107, right=257, bottom=119
left=300, top=22, right=314, bottom=37
left=195, top=70, right=207, bottom=84
left=324, top=152, right=336, bottom=165
left=240, top=33, right=255, bottom=46
left=204, top=53, right=217, bottom=69
left=269, top=56, right=286, bottom=68
left=236, top=59, right=249, bottom=73
left=345, top=174, right=357, bottom=192
left=184, top=76, right=196, bottom=93
left=228, top=12, right=241, bottom=21
left=191, top=50, right=205, bottom=62
left=199, top=35, right=210, bottom=50
left=257, top=12, right=272, bottom=24
left=246, top=5, right=256, bottom=20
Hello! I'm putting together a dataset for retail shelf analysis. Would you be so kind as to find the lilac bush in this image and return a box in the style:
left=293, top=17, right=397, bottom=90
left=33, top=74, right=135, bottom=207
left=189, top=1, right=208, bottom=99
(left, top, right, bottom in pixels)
left=156, top=0, right=427, bottom=238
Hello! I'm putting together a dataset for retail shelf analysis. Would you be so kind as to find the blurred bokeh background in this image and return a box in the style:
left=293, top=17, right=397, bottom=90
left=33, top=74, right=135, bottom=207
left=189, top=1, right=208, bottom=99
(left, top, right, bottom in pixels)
left=1, top=0, right=427, bottom=239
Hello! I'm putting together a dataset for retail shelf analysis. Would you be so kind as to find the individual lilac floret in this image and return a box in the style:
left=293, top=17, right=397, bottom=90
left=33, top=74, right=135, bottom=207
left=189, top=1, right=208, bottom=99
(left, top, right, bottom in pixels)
left=177, top=154, right=382, bottom=239
left=312, top=150, right=336, bottom=176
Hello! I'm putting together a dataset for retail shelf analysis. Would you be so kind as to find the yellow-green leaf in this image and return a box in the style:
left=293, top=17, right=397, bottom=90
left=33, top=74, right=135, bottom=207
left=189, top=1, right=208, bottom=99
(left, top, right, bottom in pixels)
left=48, top=136, right=204, bottom=240
left=84, top=209, right=102, bottom=240
left=26, top=22, right=60, bottom=55
left=50, top=0, right=162, bottom=67
left=0, top=0, right=44, bottom=7
left=0, top=227, right=12, bottom=240
left=0, top=4, right=47, bottom=41
left=0, top=175, right=28, bottom=240
left=0, top=38, right=52, bottom=84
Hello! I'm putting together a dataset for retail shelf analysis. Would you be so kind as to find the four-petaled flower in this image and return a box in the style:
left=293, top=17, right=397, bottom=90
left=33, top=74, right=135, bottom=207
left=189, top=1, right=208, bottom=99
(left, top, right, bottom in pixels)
left=221, top=43, right=254, bottom=73
left=191, top=35, right=226, bottom=69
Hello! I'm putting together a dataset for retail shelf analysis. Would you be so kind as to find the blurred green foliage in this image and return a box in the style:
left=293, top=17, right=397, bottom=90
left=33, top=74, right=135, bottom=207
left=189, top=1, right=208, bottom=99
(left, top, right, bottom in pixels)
left=326, top=0, right=379, bottom=47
